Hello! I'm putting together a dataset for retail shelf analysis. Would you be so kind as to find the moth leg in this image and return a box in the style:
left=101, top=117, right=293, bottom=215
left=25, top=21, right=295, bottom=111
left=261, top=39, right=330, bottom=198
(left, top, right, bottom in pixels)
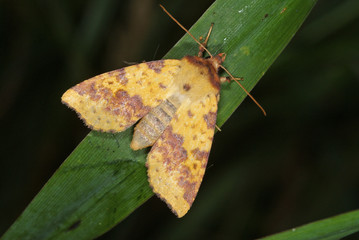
left=219, top=76, right=244, bottom=83
left=198, top=23, right=214, bottom=57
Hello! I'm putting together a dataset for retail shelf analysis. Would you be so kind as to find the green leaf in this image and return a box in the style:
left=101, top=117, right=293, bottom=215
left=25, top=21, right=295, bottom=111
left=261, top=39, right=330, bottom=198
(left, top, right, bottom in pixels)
left=2, top=0, right=317, bottom=239
left=259, top=209, right=359, bottom=240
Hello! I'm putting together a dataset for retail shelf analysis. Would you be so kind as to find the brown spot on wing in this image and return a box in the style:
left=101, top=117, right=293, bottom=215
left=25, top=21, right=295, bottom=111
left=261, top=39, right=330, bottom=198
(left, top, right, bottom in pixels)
left=110, top=90, right=151, bottom=121
left=159, top=83, right=167, bottom=89
left=154, top=126, right=188, bottom=172
left=108, top=68, right=128, bottom=85
left=183, top=84, right=191, bottom=91
left=191, top=148, right=210, bottom=162
left=203, top=111, right=217, bottom=129
left=187, top=110, right=193, bottom=118
left=147, top=60, right=164, bottom=73
left=72, top=79, right=97, bottom=98
left=178, top=176, right=197, bottom=205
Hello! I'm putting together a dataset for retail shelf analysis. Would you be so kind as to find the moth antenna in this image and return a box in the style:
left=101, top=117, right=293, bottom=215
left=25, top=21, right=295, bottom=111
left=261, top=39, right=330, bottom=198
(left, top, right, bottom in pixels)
left=215, top=125, right=222, bottom=132
left=220, top=65, right=267, bottom=116
left=159, top=4, right=213, bottom=58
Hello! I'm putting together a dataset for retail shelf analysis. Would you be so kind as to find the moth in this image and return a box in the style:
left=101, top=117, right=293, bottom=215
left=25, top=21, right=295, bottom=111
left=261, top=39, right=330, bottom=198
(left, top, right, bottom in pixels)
left=62, top=5, right=264, bottom=217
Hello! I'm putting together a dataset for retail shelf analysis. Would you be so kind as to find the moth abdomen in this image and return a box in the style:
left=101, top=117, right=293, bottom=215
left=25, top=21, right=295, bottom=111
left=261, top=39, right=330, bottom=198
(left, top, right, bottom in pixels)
left=130, top=97, right=179, bottom=150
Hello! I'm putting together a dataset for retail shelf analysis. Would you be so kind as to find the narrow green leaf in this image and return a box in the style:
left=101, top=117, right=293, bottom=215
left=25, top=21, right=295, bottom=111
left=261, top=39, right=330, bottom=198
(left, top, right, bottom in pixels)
left=3, top=129, right=151, bottom=240
left=2, top=0, right=317, bottom=239
left=260, top=209, right=359, bottom=240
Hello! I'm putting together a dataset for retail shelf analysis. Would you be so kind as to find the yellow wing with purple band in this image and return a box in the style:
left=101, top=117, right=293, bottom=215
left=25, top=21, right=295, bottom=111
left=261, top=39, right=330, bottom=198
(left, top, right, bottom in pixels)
left=62, top=60, right=181, bottom=132
left=146, top=92, right=218, bottom=217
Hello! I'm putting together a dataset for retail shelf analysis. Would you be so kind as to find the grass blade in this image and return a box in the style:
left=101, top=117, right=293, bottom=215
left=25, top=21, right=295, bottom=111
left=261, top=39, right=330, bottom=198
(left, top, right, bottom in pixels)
left=260, top=209, right=359, bottom=240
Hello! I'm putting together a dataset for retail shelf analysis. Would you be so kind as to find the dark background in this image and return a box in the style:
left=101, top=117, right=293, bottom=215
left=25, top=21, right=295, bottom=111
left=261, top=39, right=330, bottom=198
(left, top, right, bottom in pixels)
left=1, top=0, right=359, bottom=239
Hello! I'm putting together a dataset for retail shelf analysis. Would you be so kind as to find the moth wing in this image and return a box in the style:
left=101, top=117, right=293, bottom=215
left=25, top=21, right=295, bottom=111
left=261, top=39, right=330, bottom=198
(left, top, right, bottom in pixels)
left=147, top=93, right=218, bottom=217
left=62, top=60, right=181, bottom=132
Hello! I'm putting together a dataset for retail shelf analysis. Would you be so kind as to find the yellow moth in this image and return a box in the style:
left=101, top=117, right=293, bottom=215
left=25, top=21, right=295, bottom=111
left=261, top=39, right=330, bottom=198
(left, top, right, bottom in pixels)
left=62, top=5, right=265, bottom=218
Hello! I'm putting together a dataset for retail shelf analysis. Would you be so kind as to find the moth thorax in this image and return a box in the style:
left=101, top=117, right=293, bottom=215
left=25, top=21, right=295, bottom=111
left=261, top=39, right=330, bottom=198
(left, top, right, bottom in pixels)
left=130, top=96, right=180, bottom=150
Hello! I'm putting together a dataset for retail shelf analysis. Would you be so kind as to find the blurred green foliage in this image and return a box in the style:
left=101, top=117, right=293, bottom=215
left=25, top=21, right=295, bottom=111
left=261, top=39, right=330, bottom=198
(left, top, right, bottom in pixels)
left=1, top=0, right=358, bottom=239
